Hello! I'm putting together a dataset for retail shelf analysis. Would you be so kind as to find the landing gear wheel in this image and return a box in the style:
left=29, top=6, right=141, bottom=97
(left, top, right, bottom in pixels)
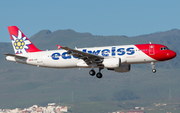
left=151, top=62, right=156, bottom=73
left=89, top=69, right=96, bottom=76
left=96, top=72, right=102, bottom=78
left=152, top=69, right=156, bottom=73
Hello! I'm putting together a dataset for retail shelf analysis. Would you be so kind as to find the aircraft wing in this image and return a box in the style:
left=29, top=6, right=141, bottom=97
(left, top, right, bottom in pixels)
left=4, top=53, right=27, bottom=59
left=61, top=46, right=104, bottom=65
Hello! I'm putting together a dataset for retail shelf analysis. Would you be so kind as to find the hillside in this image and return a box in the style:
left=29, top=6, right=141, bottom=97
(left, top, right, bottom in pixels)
left=0, top=29, right=180, bottom=112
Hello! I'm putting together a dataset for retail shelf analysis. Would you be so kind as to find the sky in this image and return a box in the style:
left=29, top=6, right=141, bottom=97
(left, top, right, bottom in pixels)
left=1, top=0, right=180, bottom=42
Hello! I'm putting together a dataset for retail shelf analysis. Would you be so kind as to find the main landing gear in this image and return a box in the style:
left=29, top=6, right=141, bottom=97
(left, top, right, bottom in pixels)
left=89, top=68, right=103, bottom=79
left=151, top=62, right=156, bottom=73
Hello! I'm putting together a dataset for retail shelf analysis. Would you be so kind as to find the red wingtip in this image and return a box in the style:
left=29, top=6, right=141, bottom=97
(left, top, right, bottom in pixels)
left=56, top=44, right=62, bottom=49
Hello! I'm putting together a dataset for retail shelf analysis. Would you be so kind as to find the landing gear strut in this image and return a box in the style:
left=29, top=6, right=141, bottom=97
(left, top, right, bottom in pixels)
left=151, top=62, right=156, bottom=73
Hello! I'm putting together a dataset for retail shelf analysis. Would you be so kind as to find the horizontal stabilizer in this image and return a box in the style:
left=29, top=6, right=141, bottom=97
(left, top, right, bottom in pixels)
left=4, top=53, right=27, bottom=59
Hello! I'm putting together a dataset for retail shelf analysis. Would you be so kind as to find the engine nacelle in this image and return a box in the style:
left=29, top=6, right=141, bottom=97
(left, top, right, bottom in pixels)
left=114, top=64, right=131, bottom=73
left=102, top=58, right=120, bottom=68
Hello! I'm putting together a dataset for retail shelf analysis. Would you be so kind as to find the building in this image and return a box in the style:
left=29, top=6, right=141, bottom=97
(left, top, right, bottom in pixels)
left=127, top=111, right=144, bottom=113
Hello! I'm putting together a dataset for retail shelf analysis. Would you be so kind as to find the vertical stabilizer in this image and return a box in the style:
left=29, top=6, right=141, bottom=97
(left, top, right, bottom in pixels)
left=7, top=26, right=42, bottom=54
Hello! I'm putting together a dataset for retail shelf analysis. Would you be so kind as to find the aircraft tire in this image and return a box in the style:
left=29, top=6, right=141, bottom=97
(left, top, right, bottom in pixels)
left=89, top=69, right=96, bottom=76
left=152, top=69, right=156, bottom=73
left=96, top=72, right=102, bottom=78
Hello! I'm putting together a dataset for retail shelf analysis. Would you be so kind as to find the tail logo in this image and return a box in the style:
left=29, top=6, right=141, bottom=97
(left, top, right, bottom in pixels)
left=11, top=30, right=31, bottom=54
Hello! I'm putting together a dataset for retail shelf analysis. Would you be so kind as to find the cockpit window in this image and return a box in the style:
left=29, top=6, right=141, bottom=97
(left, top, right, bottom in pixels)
left=160, top=47, right=169, bottom=50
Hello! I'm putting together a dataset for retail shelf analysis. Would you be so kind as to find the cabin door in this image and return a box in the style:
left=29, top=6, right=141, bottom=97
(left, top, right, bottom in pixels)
left=149, top=45, right=155, bottom=55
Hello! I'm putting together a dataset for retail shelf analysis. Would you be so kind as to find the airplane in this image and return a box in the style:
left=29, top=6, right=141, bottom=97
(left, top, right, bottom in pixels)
left=5, top=26, right=176, bottom=79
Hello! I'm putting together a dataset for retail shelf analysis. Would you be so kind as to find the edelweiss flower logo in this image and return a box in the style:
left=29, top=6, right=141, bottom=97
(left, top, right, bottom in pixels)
left=11, top=30, right=31, bottom=54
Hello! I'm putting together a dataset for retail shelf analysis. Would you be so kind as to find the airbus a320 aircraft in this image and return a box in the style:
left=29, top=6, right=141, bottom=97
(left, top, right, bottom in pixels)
left=5, top=26, right=176, bottom=78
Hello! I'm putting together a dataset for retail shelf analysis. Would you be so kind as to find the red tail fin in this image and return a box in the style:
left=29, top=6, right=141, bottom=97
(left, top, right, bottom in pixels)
left=8, top=26, right=42, bottom=54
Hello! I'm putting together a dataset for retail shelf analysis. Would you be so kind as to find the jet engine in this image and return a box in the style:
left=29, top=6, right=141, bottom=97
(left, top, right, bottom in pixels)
left=102, top=58, right=120, bottom=68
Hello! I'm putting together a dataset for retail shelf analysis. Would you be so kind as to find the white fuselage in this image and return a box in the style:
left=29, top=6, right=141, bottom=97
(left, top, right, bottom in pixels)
left=6, top=45, right=156, bottom=68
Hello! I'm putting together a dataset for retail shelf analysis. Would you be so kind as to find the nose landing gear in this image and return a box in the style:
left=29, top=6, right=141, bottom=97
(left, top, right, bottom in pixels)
left=151, top=62, right=156, bottom=73
left=152, top=69, right=156, bottom=73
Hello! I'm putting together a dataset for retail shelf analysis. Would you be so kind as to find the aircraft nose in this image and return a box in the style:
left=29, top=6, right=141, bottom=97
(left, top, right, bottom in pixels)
left=167, top=50, right=176, bottom=59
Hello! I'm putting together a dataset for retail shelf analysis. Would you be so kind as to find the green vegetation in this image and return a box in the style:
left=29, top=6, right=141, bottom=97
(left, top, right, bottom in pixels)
left=113, top=90, right=140, bottom=101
